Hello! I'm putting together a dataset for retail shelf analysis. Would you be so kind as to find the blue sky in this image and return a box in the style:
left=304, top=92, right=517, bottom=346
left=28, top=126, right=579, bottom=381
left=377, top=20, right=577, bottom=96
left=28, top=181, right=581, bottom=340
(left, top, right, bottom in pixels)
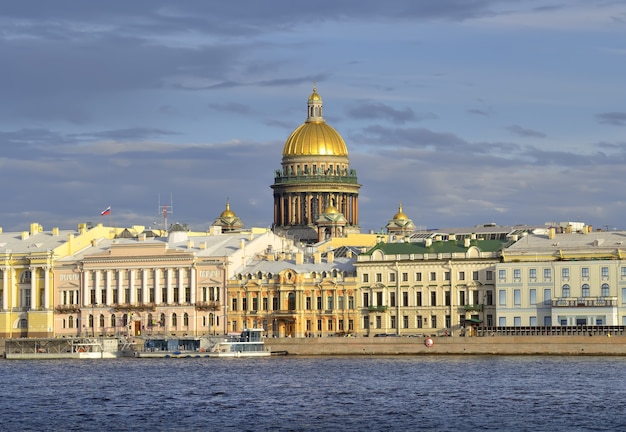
left=1, top=1, right=625, bottom=233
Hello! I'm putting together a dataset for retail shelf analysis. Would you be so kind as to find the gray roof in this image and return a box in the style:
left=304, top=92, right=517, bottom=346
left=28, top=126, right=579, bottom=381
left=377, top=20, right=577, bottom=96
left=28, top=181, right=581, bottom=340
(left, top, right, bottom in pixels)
left=505, top=230, right=626, bottom=254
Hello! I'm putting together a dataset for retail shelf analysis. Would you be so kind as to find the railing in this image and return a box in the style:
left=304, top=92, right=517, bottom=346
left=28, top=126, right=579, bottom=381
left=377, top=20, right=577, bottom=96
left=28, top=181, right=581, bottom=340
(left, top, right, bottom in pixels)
left=477, top=325, right=625, bottom=337
left=464, top=304, right=483, bottom=312
left=273, top=173, right=359, bottom=185
left=195, top=301, right=221, bottom=312
left=551, top=297, right=618, bottom=307
left=368, top=306, right=388, bottom=313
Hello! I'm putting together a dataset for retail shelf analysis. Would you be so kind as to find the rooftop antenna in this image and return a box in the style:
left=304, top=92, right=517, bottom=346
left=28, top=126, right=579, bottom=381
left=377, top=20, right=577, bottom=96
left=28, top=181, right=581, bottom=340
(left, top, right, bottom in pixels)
left=158, top=193, right=173, bottom=231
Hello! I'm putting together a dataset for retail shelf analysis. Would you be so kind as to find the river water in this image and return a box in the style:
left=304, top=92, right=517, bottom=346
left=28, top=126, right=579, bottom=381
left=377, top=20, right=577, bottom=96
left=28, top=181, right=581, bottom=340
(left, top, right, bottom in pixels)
left=2, top=355, right=625, bottom=431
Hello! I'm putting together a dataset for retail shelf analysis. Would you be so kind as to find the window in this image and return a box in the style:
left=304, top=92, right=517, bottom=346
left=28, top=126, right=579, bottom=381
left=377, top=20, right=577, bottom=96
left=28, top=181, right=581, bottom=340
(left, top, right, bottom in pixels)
left=363, top=293, right=369, bottom=308
left=530, top=289, right=536, bottom=305
left=416, top=272, right=422, bottom=282
left=499, top=317, right=506, bottom=326
left=375, top=273, right=382, bottom=283
left=562, top=284, right=570, bottom=297
left=486, top=271, right=493, bottom=281
left=327, top=296, right=333, bottom=310
left=306, top=297, right=312, bottom=310
left=498, top=269, right=506, bottom=280
left=431, top=315, right=437, bottom=328
left=486, top=290, right=493, bottom=306
left=429, top=272, right=436, bottom=281
left=242, top=298, right=247, bottom=311
left=416, top=315, right=423, bottom=328
left=544, top=268, right=551, bottom=280
left=362, top=274, right=369, bottom=283
left=390, top=292, right=396, bottom=307
left=562, top=268, right=570, bottom=279
left=402, top=272, right=409, bottom=282
left=544, top=289, right=551, bottom=305
left=389, top=273, right=396, bottom=283
left=316, top=296, right=322, bottom=310
left=602, top=267, right=609, bottom=278
left=529, top=268, right=537, bottom=279
left=513, top=269, right=521, bottom=279
left=231, top=298, right=238, bottom=311
left=601, top=283, right=610, bottom=297
left=416, top=292, right=422, bottom=306
left=458, top=271, right=465, bottom=281
left=499, top=290, right=506, bottom=306
left=581, top=284, right=590, bottom=297
left=348, top=296, right=354, bottom=309
left=514, top=289, right=521, bottom=306
left=252, top=297, right=258, bottom=311
left=456, top=291, right=462, bottom=307
left=430, top=291, right=437, bottom=306
left=622, top=288, right=626, bottom=305
left=622, top=267, right=626, bottom=279
left=582, top=268, right=590, bottom=278
left=472, top=271, right=479, bottom=281
left=375, top=316, right=381, bottom=329
left=514, top=317, right=521, bottom=327
left=444, top=272, right=451, bottom=281
left=402, top=292, right=409, bottom=307
left=390, top=316, right=396, bottom=329
left=530, top=316, right=537, bottom=326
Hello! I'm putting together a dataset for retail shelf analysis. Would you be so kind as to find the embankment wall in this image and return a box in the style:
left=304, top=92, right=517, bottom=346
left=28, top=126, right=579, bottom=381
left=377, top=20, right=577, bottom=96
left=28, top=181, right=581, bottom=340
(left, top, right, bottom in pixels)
left=265, top=335, right=626, bottom=356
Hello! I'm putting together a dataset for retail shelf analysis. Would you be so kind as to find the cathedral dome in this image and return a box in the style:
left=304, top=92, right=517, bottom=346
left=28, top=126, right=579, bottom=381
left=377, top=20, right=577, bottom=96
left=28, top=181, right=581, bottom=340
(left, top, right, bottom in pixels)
left=282, top=86, right=348, bottom=157
left=220, top=201, right=236, bottom=218
left=283, top=122, right=348, bottom=157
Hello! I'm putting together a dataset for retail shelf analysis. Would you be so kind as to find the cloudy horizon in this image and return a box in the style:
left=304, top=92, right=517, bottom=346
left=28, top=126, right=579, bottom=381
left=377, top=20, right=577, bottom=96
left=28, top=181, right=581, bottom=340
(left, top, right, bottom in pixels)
left=1, top=1, right=625, bottom=234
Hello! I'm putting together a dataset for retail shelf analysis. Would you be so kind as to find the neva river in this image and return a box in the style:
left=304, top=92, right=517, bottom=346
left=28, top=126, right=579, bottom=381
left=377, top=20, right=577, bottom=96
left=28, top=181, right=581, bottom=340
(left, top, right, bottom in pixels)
left=2, top=355, right=626, bottom=431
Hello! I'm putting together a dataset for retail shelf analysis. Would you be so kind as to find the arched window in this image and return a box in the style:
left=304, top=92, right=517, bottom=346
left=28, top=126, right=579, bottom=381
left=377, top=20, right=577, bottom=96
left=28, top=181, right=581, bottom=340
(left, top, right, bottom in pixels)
left=147, top=313, right=153, bottom=327
left=68, top=315, right=74, bottom=328
left=288, top=292, right=296, bottom=311
left=89, top=314, right=94, bottom=328
left=582, top=284, right=590, bottom=297
left=332, top=270, right=338, bottom=278
left=20, top=270, right=32, bottom=284
left=183, top=313, right=189, bottom=326
left=62, top=318, right=66, bottom=329
left=601, top=283, right=610, bottom=297
left=111, top=314, right=116, bottom=328
left=322, top=271, right=328, bottom=278
left=160, top=313, right=166, bottom=326
left=257, top=271, right=263, bottom=279
left=99, top=314, right=105, bottom=328
left=172, top=313, right=178, bottom=327
left=562, top=284, right=570, bottom=297
left=311, top=272, right=317, bottom=279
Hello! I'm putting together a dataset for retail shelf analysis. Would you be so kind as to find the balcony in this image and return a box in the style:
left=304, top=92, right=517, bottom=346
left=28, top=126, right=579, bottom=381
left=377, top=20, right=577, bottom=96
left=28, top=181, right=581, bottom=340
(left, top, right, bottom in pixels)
left=113, top=303, right=156, bottom=312
left=195, top=301, right=221, bottom=312
left=55, top=304, right=81, bottom=314
left=368, top=305, right=388, bottom=313
left=273, top=171, right=359, bottom=186
left=552, top=297, right=617, bottom=308
left=463, top=304, right=483, bottom=312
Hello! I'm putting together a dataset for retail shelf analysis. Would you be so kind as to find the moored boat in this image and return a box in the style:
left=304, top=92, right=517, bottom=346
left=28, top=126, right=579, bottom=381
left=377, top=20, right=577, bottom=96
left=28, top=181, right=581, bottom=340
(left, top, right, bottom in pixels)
left=207, top=328, right=271, bottom=358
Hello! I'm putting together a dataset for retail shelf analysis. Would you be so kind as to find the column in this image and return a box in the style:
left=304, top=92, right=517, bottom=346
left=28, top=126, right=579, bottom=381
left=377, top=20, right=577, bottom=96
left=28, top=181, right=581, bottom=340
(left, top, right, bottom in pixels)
left=142, top=269, right=149, bottom=304
left=190, top=266, right=196, bottom=304
left=178, top=268, right=184, bottom=302
left=2, top=268, right=7, bottom=310
left=94, top=270, right=101, bottom=305
left=43, top=267, right=50, bottom=309
left=167, top=268, right=173, bottom=304
left=154, top=269, right=161, bottom=305
left=29, top=267, right=37, bottom=310
left=83, top=269, right=90, bottom=307
left=129, top=269, right=135, bottom=304
left=117, top=270, right=125, bottom=304
left=279, top=195, right=285, bottom=226
left=106, top=270, right=113, bottom=306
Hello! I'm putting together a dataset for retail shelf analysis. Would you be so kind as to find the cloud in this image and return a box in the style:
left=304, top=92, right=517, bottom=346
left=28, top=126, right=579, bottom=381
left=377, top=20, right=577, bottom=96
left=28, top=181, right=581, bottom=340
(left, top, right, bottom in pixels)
left=596, top=112, right=626, bottom=126
left=507, top=125, right=546, bottom=138
left=346, top=102, right=436, bottom=125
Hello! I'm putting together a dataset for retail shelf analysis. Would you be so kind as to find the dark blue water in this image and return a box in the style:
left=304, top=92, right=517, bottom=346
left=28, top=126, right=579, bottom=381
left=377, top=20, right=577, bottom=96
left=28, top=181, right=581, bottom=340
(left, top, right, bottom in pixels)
left=2, top=356, right=626, bottom=431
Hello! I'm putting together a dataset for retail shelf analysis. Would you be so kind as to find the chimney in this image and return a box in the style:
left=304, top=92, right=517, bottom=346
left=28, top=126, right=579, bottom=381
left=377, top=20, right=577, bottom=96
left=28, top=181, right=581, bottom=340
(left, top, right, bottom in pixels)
left=295, top=253, right=304, bottom=264
left=52, top=227, right=59, bottom=236
left=464, top=238, right=470, bottom=247
left=138, top=233, right=146, bottom=241
left=425, top=238, right=432, bottom=247
left=21, top=231, right=29, bottom=240
left=471, top=233, right=476, bottom=240
left=200, top=242, right=207, bottom=250
left=327, top=251, right=334, bottom=263
left=187, top=240, right=194, bottom=249
left=30, top=223, right=41, bottom=235
left=314, top=252, right=321, bottom=264
left=548, top=228, right=555, bottom=239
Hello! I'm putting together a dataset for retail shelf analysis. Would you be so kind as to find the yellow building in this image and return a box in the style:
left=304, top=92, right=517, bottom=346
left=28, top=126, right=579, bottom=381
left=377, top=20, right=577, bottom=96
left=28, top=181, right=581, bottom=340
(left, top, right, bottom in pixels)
left=0, top=223, right=120, bottom=338
left=271, top=86, right=361, bottom=243
left=227, top=249, right=359, bottom=337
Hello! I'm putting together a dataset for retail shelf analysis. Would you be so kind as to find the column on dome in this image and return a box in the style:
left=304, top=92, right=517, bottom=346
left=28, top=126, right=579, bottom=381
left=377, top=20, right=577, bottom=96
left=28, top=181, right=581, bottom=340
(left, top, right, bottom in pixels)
left=279, top=195, right=286, bottom=226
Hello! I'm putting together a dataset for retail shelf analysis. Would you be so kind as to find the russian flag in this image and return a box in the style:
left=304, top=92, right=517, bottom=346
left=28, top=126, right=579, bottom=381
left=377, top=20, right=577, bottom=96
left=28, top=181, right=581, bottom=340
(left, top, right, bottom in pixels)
left=100, top=206, right=111, bottom=216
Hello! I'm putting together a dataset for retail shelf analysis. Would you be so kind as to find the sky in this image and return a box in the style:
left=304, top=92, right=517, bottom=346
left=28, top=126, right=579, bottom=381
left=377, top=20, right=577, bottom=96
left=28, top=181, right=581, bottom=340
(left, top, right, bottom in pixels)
left=1, top=1, right=626, bottom=234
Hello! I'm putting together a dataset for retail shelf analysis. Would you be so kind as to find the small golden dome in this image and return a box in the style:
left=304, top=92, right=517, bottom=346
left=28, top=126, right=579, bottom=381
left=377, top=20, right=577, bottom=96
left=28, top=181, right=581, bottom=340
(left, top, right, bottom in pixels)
left=393, top=203, right=408, bottom=220
left=220, top=200, right=235, bottom=218
left=323, top=204, right=339, bottom=214
left=283, top=122, right=348, bottom=157
left=309, top=87, right=322, bottom=101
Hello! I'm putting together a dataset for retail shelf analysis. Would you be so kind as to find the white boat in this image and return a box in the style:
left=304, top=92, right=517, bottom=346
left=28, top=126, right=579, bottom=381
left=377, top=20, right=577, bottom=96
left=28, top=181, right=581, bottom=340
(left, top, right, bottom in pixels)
left=207, top=328, right=271, bottom=358
left=4, top=337, right=132, bottom=360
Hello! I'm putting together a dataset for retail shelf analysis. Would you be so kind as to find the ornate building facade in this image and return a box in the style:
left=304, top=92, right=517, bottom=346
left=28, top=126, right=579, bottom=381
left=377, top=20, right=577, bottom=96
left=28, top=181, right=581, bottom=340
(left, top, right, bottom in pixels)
left=271, top=87, right=361, bottom=243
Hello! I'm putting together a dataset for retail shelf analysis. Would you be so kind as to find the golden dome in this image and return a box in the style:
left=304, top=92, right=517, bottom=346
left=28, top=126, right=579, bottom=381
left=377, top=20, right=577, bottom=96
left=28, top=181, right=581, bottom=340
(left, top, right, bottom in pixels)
left=393, top=203, right=408, bottom=220
left=282, top=86, right=348, bottom=157
left=283, top=122, right=348, bottom=157
left=220, top=200, right=236, bottom=218
left=324, top=204, right=339, bottom=214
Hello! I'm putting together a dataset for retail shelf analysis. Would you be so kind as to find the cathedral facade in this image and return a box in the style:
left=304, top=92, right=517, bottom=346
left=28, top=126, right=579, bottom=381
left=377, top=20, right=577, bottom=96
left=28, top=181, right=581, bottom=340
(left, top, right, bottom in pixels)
left=271, top=87, right=361, bottom=243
